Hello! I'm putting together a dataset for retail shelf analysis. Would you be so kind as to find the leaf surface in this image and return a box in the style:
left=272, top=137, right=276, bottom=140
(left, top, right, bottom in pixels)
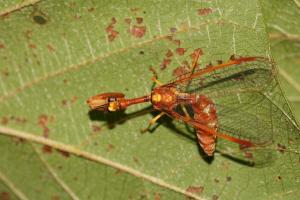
left=0, top=1, right=300, bottom=199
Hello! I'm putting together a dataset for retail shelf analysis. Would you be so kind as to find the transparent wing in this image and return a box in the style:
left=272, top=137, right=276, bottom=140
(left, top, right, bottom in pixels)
left=169, top=57, right=275, bottom=96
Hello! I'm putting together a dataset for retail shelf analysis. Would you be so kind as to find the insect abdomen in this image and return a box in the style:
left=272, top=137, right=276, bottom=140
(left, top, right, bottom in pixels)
left=193, top=95, right=218, bottom=156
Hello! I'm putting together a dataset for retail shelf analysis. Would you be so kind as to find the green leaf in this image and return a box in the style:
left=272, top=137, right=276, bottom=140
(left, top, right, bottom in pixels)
left=0, top=1, right=299, bottom=200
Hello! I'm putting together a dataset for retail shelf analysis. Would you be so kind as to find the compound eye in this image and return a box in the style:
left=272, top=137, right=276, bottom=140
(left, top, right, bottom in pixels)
left=108, top=97, right=117, bottom=102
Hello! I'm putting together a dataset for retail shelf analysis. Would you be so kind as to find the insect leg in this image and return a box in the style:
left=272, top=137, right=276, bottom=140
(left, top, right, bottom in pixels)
left=179, top=49, right=202, bottom=120
left=189, top=48, right=202, bottom=73
left=149, top=66, right=163, bottom=86
left=140, top=112, right=165, bottom=133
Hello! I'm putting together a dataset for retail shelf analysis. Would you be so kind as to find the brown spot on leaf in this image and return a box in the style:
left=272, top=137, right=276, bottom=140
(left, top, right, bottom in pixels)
left=1, top=68, right=9, bottom=77
left=198, top=8, right=213, bottom=16
left=136, top=17, right=143, bottom=24
left=172, top=66, right=188, bottom=77
left=130, top=8, right=140, bottom=12
left=42, top=145, right=53, bottom=154
left=243, top=151, right=254, bottom=159
left=92, top=124, right=101, bottom=133
left=87, top=7, right=95, bottom=12
left=130, top=25, right=146, bottom=38
left=106, top=144, right=115, bottom=152
left=173, top=39, right=180, bottom=46
left=61, top=96, right=77, bottom=107
left=1, top=117, right=9, bottom=125
left=71, top=96, right=77, bottom=102
left=108, top=30, right=119, bottom=42
left=24, top=30, right=33, bottom=39
left=106, top=17, right=119, bottom=42
left=186, top=186, right=204, bottom=199
left=186, top=186, right=204, bottom=194
left=73, top=14, right=81, bottom=20
left=62, top=99, right=68, bottom=106
left=124, top=18, right=131, bottom=24
left=277, top=175, right=282, bottom=181
left=114, top=169, right=123, bottom=175
left=51, top=195, right=60, bottom=200
left=133, top=157, right=139, bottom=164
left=277, top=143, right=286, bottom=153
left=154, top=192, right=161, bottom=200
left=0, top=43, right=5, bottom=49
left=57, top=149, right=70, bottom=158
left=12, top=137, right=25, bottom=145
left=176, top=48, right=186, bottom=55
left=14, top=117, right=27, bottom=124
left=47, top=44, right=55, bottom=52
left=0, top=192, right=9, bottom=200
left=165, top=49, right=173, bottom=57
left=33, top=14, right=48, bottom=25
left=214, top=178, right=220, bottom=183
left=29, top=43, right=37, bottom=49
left=226, top=176, right=232, bottom=182
left=170, top=27, right=177, bottom=33
left=160, top=58, right=171, bottom=70
left=212, top=194, right=219, bottom=200
left=38, top=114, right=54, bottom=138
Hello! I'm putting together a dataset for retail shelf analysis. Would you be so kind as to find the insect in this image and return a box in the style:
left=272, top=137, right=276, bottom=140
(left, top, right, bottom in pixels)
left=87, top=50, right=274, bottom=157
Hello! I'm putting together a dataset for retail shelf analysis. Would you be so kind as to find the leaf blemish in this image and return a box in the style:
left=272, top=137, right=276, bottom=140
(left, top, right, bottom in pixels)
left=172, top=65, right=188, bottom=77
left=226, top=176, right=232, bottom=182
left=160, top=58, right=171, bottom=70
left=214, top=178, right=220, bottom=183
left=185, top=186, right=204, bottom=195
left=1, top=67, right=9, bottom=77
left=136, top=17, right=143, bottom=24
left=61, top=96, right=77, bottom=107
left=0, top=43, right=5, bottom=49
left=197, top=8, right=213, bottom=16
left=0, top=192, right=10, bottom=200
left=29, top=43, right=37, bottom=49
left=133, top=157, right=139, bottom=164
left=106, top=144, right=115, bottom=152
left=57, top=149, right=70, bottom=158
left=1, top=116, right=9, bottom=125
left=33, top=14, right=48, bottom=25
left=47, top=44, right=55, bottom=52
left=31, top=9, right=49, bottom=25
left=129, top=25, right=146, bottom=38
left=92, top=124, right=101, bottom=133
left=165, top=35, right=180, bottom=46
left=106, top=17, right=119, bottom=42
left=170, top=27, right=177, bottom=33
left=124, top=18, right=131, bottom=24
left=87, top=7, right=95, bottom=12
left=160, top=49, right=173, bottom=70
left=154, top=192, right=161, bottom=200
left=42, top=145, right=53, bottom=154
left=38, top=114, right=54, bottom=138
left=176, top=48, right=186, bottom=55
left=277, top=143, right=287, bottom=153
